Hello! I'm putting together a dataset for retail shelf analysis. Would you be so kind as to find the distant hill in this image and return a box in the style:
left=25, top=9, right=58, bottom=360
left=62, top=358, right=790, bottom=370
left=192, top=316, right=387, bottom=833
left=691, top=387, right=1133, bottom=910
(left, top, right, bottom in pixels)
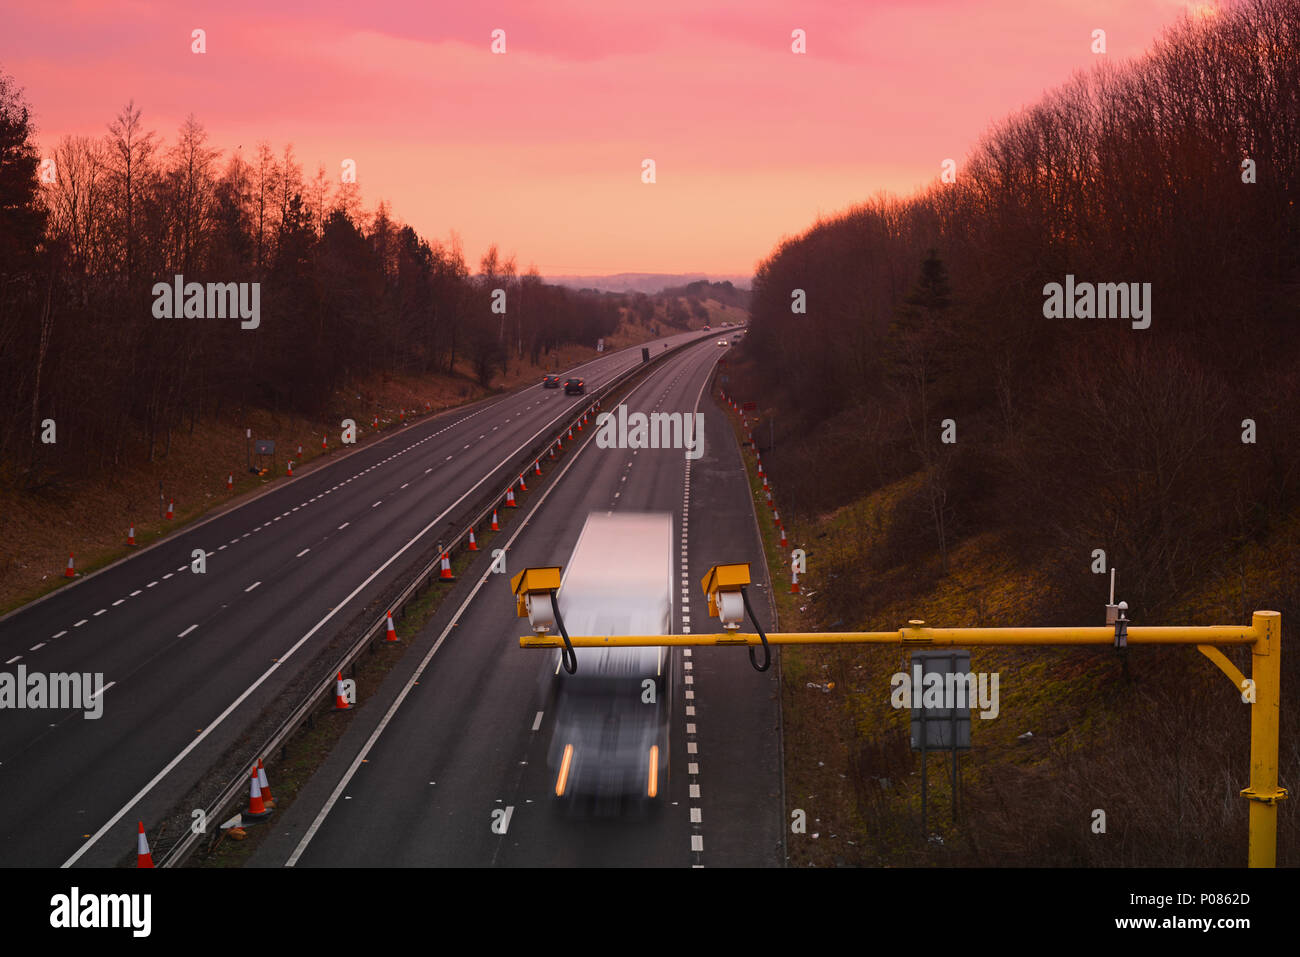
left=542, top=272, right=752, bottom=294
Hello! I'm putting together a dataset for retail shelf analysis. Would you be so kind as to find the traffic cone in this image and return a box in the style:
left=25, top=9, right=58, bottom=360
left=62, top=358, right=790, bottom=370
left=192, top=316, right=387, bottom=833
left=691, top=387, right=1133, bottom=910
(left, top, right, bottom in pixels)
left=467, top=527, right=478, bottom=551
left=780, top=528, right=788, bottom=549
left=518, top=473, right=527, bottom=492
left=400, top=410, right=405, bottom=421
left=245, top=766, right=272, bottom=820
left=550, top=446, right=556, bottom=461
left=773, top=509, right=781, bottom=526
left=136, top=822, right=153, bottom=868
left=385, top=610, right=399, bottom=642
left=297, top=444, right=303, bottom=459
left=322, top=435, right=328, bottom=450
left=64, top=553, right=75, bottom=578
left=373, top=416, right=378, bottom=429
left=127, top=525, right=137, bottom=547
left=166, top=499, right=175, bottom=520
left=791, top=568, right=801, bottom=595
left=227, top=473, right=234, bottom=491
left=439, top=551, right=455, bottom=581
left=490, top=509, right=500, bottom=531
left=763, top=476, right=769, bottom=490
left=557, top=436, right=563, bottom=451
left=332, top=671, right=352, bottom=711
left=568, top=428, right=574, bottom=441
left=505, top=488, right=517, bottom=508
left=534, top=459, right=542, bottom=477
left=287, top=459, right=294, bottom=476
left=576, top=417, right=583, bottom=432
left=257, top=758, right=275, bottom=808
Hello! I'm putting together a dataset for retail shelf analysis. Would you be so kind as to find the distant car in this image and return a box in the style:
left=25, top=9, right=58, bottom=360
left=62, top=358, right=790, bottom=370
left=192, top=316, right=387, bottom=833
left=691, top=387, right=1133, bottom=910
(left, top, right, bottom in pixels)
left=703, top=324, right=710, bottom=331
left=716, top=339, right=728, bottom=346
left=564, top=377, right=585, bottom=394
left=542, top=374, right=560, bottom=388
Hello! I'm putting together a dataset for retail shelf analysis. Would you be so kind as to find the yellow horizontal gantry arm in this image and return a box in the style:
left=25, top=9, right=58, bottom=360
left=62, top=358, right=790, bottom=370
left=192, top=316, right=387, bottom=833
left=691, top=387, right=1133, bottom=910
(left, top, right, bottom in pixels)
left=520, top=622, right=1262, bottom=649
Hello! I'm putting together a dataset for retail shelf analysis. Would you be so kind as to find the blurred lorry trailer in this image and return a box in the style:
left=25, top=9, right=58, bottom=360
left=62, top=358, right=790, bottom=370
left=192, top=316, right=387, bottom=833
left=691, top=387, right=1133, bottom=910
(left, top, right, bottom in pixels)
left=547, top=512, right=675, bottom=800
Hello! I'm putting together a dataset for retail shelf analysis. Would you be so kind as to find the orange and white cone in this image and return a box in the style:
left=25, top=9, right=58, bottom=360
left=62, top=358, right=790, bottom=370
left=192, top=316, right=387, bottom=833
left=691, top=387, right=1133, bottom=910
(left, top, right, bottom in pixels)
left=780, top=528, right=788, bottom=549
left=549, top=446, right=556, bottom=461
left=245, top=766, right=272, bottom=820
left=791, top=568, right=801, bottom=595
left=468, top=527, right=478, bottom=551
left=136, top=822, right=154, bottom=868
left=373, top=416, right=378, bottom=428
left=64, top=553, right=75, bottom=578
left=127, top=525, right=138, bottom=547
left=321, top=435, right=328, bottom=450
left=534, top=459, right=542, bottom=477
left=439, top=551, right=455, bottom=581
left=505, top=488, right=517, bottom=508
left=227, top=473, right=234, bottom=491
left=557, top=436, right=563, bottom=451
left=166, top=499, right=175, bottom=520
left=490, top=509, right=500, bottom=531
left=385, top=610, right=399, bottom=642
left=567, top=427, right=574, bottom=441
left=332, top=671, right=352, bottom=711
left=518, top=473, right=528, bottom=493
left=297, top=444, right=303, bottom=459
left=257, top=758, right=275, bottom=808
left=287, top=459, right=294, bottom=475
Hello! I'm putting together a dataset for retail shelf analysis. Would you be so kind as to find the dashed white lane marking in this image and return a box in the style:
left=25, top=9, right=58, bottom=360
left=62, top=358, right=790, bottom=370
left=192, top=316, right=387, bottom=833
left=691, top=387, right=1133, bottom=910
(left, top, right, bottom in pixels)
left=162, top=573, right=174, bottom=580
left=425, top=468, right=432, bottom=474
left=690, top=784, right=701, bottom=799
left=338, top=522, right=349, bottom=530
left=129, top=590, right=141, bottom=597
left=689, top=763, right=699, bottom=774
left=5, top=656, right=21, bottom=665
left=372, top=501, right=382, bottom=508
left=52, top=630, right=67, bottom=639
left=400, top=483, right=409, bottom=489
left=88, top=681, right=114, bottom=700
left=179, top=624, right=198, bottom=637
left=93, top=609, right=106, bottom=617
left=532, top=711, right=544, bottom=731
left=112, top=599, right=125, bottom=607
left=218, top=545, right=228, bottom=551
left=687, top=742, right=698, bottom=754
left=146, top=581, right=158, bottom=588
left=245, top=581, right=261, bottom=592
left=691, top=808, right=702, bottom=823
left=74, top=619, right=88, bottom=627
left=29, top=643, right=45, bottom=651
left=297, top=548, right=311, bottom=558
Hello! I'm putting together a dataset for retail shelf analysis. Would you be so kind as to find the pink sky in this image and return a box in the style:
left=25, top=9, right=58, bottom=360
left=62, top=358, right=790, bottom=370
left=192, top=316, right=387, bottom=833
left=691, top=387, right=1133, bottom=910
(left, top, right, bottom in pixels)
left=5, top=0, right=1205, bottom=278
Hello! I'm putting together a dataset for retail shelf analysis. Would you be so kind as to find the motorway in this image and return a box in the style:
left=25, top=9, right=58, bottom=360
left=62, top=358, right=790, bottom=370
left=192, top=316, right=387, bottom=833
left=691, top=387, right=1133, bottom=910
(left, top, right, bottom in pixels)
left=0, top=329, right=710, bottom=868
left=250, top=336, right=784, bottom=867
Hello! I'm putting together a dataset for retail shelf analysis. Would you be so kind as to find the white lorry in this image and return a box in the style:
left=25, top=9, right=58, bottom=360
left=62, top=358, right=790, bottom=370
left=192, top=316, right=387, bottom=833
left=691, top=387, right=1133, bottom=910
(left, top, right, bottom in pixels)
left=546, top=512, right=675, bottom=801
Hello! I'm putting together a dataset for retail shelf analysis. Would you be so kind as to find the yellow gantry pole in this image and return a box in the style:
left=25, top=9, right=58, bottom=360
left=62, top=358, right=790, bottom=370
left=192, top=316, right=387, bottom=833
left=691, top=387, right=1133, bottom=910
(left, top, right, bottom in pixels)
left=1244, top=611, right=1286, bottom=867
left=520, top=611, right=1284, bottom=866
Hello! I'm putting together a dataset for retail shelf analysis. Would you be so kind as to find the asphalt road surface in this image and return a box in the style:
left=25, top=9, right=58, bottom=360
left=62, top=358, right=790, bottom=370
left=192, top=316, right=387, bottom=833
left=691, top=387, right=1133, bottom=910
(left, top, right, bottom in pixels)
left=250, top=336, right=784, bottom=867
left=0, top=330, right=709, bottom=868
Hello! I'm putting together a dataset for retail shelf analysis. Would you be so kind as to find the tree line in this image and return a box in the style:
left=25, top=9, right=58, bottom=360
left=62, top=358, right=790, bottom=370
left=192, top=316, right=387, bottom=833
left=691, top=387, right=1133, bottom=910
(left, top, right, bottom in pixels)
left=0, top=85, right=624, bottom=481
left=744, top=0, right=1300, bottom=623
